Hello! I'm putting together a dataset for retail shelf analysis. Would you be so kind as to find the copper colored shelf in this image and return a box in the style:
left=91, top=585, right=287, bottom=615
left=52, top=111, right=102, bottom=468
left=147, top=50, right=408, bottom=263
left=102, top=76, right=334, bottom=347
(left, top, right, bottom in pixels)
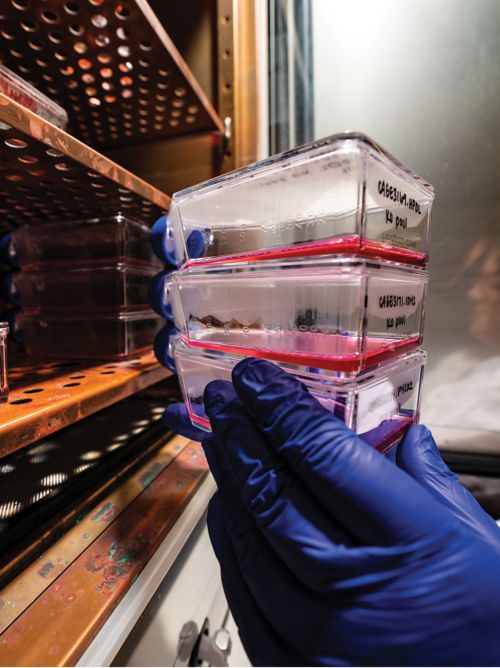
left=0, top=92, right=170, bottom=233
left=0, top=436, right=208, bottom=667
left=0, top=352, right=170, bottom=457
left=0, top=0, right=224, bottom=148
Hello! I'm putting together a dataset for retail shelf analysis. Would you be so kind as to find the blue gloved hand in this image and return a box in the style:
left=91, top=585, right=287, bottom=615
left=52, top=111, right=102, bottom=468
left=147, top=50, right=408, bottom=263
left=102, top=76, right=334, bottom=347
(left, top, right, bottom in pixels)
left=163, top=358, right=500, bottom=667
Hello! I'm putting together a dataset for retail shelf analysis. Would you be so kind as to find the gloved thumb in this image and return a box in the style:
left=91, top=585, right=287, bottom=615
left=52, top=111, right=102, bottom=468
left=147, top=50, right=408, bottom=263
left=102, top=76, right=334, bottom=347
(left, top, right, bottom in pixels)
left=163, top=402, right=208, bottom=442
left=397, top=424, right=500, bottom=544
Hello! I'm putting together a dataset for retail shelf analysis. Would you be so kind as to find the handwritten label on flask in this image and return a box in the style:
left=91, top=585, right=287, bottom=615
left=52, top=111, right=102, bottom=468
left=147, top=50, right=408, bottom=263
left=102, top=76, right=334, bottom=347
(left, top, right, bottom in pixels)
left=365, top=154, right=429, bottom=253
left=356, top=366, right=420, bottom=434
left=368, top=157, right=427, bottom=228
left=368, top=277, right=424, bottom=330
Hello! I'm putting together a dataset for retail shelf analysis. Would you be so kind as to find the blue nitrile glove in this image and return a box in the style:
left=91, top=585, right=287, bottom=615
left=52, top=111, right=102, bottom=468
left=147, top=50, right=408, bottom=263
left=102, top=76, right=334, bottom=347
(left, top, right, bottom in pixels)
left=163, top=358, right=500, bottom=667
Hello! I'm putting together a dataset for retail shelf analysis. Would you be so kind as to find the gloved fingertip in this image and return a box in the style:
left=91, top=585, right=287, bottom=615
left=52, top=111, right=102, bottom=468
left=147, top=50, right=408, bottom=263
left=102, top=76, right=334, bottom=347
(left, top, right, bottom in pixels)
left=405, top=422, right=434, bottom=444
left=232, top=357, right=282, bottom=386
left=397, top=422, right=449, bottom=476
left=400, top=423, right=440, bottom=458
left=162, top=402, right=185, bottom=425
left=204, top=379, right=236, bottom=414
left=232, top=356, right=258, bottom=380
left=232, top=356, right=324, bottom=436
left=162, top=402, right=207, bottom=441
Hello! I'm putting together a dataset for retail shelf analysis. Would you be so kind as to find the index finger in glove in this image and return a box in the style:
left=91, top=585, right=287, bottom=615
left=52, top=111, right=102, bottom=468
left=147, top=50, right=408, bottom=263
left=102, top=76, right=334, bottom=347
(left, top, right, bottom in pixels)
left=232, top=358, right=456, bottom=545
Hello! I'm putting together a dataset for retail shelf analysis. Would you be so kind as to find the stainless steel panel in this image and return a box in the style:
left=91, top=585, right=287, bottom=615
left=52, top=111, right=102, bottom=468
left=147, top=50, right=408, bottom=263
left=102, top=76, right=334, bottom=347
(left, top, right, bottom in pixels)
left=310, top=0, right=500, bottom=450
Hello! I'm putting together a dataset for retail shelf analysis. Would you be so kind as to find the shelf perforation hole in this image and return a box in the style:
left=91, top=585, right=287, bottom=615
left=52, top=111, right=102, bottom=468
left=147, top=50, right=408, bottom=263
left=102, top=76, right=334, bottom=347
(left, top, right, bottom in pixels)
left=69, top=23, right=83, bottom=36
left=91, top=13, right=107, bottom=28
left=115, top=4, right=130, bottom=20
left=18, top=155, right=38, bottom=164
left=119, top=61, right=133, bottom=73
left=94, top=33, right=109, bottom=47
left=116, top=26, right=129, bottom=39
left=41, top=9, right=58, bottom=24
left=20, top=19, right=37, bottom=31
left=47, top=31, right=63, bottom=44
left=64, top=1, right=79, bottom=14
left=5, top=138, right=28, bottom=149
left=27, top=37, right=42, bottom=51
left=117, top=44, right=131, bottom=58
left=74, top=41, right=88, bottom=54
left=0, top=29, right=15, bottom=40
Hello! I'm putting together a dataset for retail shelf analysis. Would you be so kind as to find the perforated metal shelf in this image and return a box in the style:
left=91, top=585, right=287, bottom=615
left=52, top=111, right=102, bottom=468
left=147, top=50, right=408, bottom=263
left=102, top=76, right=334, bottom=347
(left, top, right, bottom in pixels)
left=0, top=0, right=224, bottom=148
left=0, top=351, right=170, bottom=458
left=0, top=92, right=170, bottom=233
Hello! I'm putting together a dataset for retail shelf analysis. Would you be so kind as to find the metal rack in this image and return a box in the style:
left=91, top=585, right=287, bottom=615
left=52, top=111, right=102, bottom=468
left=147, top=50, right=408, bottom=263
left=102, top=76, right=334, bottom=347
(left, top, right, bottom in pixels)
left=0, top=94, right=171, bottom=451
left=0, top=92, right=170, bottom=233
left=0, top=0, right=224, bottom=148
left=0, top=0, right=257, bottom=503
left=1, top=352, right=169, bottom=457
left=0, top=1, right=230, bottom=474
